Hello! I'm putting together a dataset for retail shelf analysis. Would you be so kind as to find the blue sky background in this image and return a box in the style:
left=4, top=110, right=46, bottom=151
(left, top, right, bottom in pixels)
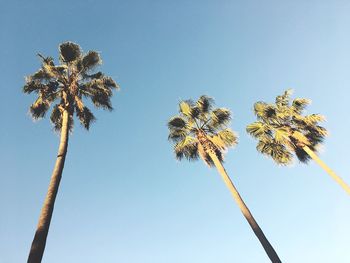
left=1, top=0, right=350, bottom=262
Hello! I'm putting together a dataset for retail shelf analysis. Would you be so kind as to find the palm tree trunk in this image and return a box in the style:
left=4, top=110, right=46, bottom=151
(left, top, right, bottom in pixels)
left=208, top=152, right=282, bottom=263
left=302, top=146, right=350, bottom=195
left=27, top=109, right=70, bottom=263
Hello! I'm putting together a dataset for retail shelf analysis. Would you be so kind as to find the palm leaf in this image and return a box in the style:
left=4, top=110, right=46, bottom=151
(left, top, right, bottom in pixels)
left=30, top=97, right=50, bottom=119
left=208, top=108, right=231, bottom=130
left=82, top=51, right=101, bottom=71
left=76, top=106, right=96, bottom=130
left=196, top=95, right=214, bottom=114
left=168, top=116, right=187, bottom=130
left=209, top=129, right=237, bottom=150
left=59, top=42, right=81, bottom=62
left=174, top=136, right=199, bottom=161
left=246, top=121, right=270, bottom=138
left=292, top=98, right=311, bottom=113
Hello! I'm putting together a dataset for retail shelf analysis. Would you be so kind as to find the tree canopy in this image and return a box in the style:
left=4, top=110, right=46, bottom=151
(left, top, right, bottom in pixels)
left=246, top=89, right=328, bottom=164
left=23, top=42, right=119, bottom=131
left=168, top=96, right=238, bottom=166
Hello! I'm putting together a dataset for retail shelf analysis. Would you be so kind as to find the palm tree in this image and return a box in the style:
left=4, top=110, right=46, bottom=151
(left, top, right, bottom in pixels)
left=168, top=96, right=281, bottom=263
left=23, top=42, right=119, bottom=262
left=246, top=89, right=350, bottom=195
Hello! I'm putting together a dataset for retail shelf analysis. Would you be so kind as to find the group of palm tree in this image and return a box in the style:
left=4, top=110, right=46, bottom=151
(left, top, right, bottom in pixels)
left=23, top=42, right=349, bottom=262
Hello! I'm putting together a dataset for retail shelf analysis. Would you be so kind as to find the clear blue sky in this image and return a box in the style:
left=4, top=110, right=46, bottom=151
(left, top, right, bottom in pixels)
left=1, top=0, right=350, bottom=262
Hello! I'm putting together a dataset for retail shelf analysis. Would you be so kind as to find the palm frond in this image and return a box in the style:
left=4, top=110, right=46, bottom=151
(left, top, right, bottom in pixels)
left=50, top=104, right=74, bottom=132
left=246, top=121, right=271, bottom=138
left=174, top=136, right=199, bottom=161
left=91, top=93, right=113, bottom=110
left=254, top=102, right=277, bottom=120
left=292, top=98, right=311, bottom=114
left=207, top=108, right=231, bottom=130
left=257, top=139, right=292, bottom=165
left=27, top=69, right=52, bottom=82
left=59, top=42, right=81, bottom=63
left=302, top=114, right=325, bottom=125
left=197, top=143, right=216, bottom=167
left=103, top=76, right=119, bottom=90
left=209, top=129, right=237, bottom=150
left=274, top=127, right=290, bottom=145
left=84, top=71, right=104, bottom=80
left=168, top=116, right=187, bottom=130
left=275, top=89, right=293, bottom=108
left=179, top=100, right=193, bottom=117
left=23, top=81, right=46, bottom=94
left=82, top=51, right=101, bottom=71
left=294, top=147, right=312, bottom=163
left=168, top=128, right=189, bottom=143
left=50, top=104, right=62, bottom=131
left=76, top=106, right=96, bottom=130
left=196, top=95, right=214, bottom=114
left=29, top=97, right=50, bottom=119
left=168, top=116, right=190, bottom=142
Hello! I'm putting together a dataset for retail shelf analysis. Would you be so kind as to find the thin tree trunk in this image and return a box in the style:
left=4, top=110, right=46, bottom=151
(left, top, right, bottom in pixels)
left=208, top=152, right=282, bottom=263
left=27, top=110, right=70, bottom=263
left=302, top=146, right=350, bottom=195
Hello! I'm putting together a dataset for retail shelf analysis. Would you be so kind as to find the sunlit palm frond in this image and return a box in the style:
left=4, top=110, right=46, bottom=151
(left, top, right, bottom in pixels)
left=275, top=89, right=293, bottom=108
left=178, top=100, right=200, bottom=120
left=209, top=129, right=238, bottom=150
left=257, top=139, right=292, bottom=165
left=302, top=114, right=325, bottom=126
left=174, top=136, right=199, bottom=161
left=246, top=121, right=271, bottom=138
left=253, top=102, right=278, bottom=121
left=292, top=98, right=311, bottom=113
left=179, top=100, right=193, bottom=117
left=196, top=95, right=214, bottom=114
left=207, top=108, right=231, bottom=130
left=274, top=127, right=290, bottom=145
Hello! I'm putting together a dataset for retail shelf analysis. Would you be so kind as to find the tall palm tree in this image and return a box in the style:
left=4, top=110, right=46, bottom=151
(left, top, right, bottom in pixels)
left=246, top=89, right=350, bottom=195
left=168, top=96, right=281, bottom=263
left=23, top=42, right=119, bottom=262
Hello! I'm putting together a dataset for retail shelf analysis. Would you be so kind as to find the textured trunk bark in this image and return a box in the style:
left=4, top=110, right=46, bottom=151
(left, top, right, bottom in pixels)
left=208, top=152, right=282, bottom=263
left=302, top=146, right=350, bottom=195
left=27, top=109, right=70, bottom=263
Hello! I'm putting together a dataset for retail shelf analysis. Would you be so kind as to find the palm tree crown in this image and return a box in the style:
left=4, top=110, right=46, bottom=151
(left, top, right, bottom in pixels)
left=246, top=89, right=327, bottom=165
left=168, top=95, right=238, bottom=166
left=23, top=42, right=119, bottom=130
